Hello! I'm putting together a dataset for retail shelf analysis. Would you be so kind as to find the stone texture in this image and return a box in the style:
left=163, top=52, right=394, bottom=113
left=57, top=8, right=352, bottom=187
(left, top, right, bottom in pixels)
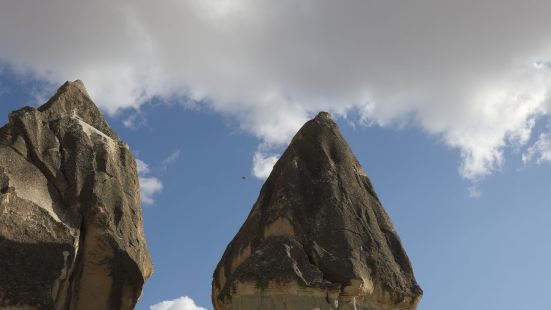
left=212, top=112, right=422, bottom=310
left=0, top=80, right=153, bottom=310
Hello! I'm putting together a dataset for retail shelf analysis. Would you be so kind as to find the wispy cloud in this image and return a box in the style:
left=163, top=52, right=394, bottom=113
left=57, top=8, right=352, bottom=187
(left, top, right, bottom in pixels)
left=136, top=158, right=151, bottom=175
left=523, top=131, right=551, bottom=165
left=161, top=149, right=181, bottom=171
left=123, top=110, right=147, bottom=129
left=150, top=296, right=206, bottom=310
left=139, top=176, right=163, bottom=205
left=136, top=158, right=162, bottom=205
left=468, top=185, right=482, bottom=199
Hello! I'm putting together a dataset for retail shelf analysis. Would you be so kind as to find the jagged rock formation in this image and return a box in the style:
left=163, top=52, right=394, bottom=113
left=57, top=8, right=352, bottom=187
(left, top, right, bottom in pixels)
left=0, top=81, right=153, bottom=309
left=212, top=112, right=422, bottom=310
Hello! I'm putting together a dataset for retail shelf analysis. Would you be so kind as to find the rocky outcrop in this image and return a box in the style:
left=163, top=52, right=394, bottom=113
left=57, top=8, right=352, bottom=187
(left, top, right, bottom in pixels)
left=212, top=112, right=422, bottom=310
left=0, top=81, right=153, bottom=309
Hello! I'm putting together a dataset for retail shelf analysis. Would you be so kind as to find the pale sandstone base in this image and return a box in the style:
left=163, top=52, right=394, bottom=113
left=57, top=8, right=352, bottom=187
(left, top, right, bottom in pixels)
left=229, top=294, right=401, bottom=310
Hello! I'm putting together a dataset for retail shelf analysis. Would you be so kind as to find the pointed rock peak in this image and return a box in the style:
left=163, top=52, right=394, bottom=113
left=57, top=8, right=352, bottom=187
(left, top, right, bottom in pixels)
left=267, top=110, right=362, bottom=187
left=38, top=80, right=117, bottom=139
left=213, top=113, right=421, bottom=310
left=59, top=79, right=91, bottom=98
left=314, top=110, right=332, bottom=121
left=303, top=111, right=338, bottom=131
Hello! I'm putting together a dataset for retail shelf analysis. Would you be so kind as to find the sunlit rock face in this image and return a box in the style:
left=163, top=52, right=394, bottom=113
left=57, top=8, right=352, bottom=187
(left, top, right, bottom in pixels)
left=0, top=81, right=153, bottom=310
left=212, top=112, right=422, bottom=310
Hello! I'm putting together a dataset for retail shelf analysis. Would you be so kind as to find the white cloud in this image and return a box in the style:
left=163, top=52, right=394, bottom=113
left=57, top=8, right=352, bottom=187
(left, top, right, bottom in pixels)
left=136, top=158, right=162, bottom=205
left=523, top=132, right=551, bottom=164
left=252, top=151, right=279, bottom=179
left=150, top=296, right=206, bottom=310
left=136, top=158, right=151, bottom=175
left=161, top=149, right=181, bottom=170
left=2, top=1, right=551, bottom=180
left=139, top=176, right=163, bottom=205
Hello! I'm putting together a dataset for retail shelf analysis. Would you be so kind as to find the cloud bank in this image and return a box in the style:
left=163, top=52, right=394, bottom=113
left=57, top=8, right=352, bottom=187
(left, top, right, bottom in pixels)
left=2, top=0, right=551, bottom=180
left=150, top=296, right=206, bottom=310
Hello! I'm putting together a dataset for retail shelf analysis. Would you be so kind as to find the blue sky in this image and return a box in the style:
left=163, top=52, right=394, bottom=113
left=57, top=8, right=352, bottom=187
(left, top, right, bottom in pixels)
left=1, top=1, right=551, bottom=309
left=1, top=71, right=551, bottom=310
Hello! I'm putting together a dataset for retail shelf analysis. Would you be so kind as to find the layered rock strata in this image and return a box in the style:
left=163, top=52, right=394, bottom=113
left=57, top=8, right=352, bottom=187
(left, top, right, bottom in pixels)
left=0, top=80, right=152, bottom=309
left=212, top=112, right=422, bottom=310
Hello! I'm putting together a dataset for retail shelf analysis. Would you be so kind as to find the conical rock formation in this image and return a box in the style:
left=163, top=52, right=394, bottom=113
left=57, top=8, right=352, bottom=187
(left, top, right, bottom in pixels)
left=212, top=112, right=422, bottom=310
left=0, top=81, right=152, bottom=309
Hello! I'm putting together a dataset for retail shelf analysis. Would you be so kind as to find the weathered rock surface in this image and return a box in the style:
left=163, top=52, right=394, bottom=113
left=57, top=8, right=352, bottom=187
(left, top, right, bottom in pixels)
left=0, top=81, right=152, bottom=309
left=212, top=112, right=422, bottom=310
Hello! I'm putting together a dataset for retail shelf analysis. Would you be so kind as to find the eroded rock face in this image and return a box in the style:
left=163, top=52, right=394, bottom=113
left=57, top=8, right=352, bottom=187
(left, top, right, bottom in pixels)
left=212, top=112, right=422, bottom=310
left=0, top=80, right=153, bottom=309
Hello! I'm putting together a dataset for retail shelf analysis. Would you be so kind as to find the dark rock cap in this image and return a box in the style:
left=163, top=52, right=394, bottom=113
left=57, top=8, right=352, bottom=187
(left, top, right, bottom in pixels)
left=212, top=112, right=422, bottom=309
